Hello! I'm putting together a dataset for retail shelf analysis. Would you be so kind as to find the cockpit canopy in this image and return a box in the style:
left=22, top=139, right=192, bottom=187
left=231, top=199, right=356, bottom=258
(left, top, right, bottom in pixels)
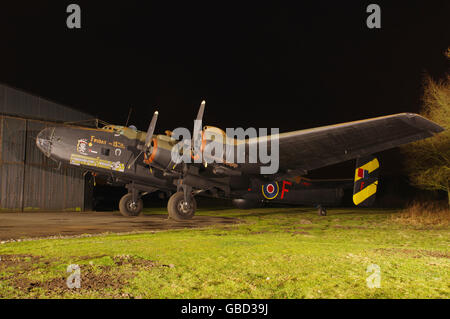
left=102, top=125, right=138, bottom=133
left=101, top=124, right=123, bottom=132
left=100, top=124, right=144, bottom=140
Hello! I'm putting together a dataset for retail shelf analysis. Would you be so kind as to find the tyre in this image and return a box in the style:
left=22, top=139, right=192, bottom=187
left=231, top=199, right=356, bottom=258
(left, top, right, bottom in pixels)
left=317, top=205, right=327, bottom=216
left=119, top=193, right=143, bottom=217
left=167, top=191, right=196, bottom=221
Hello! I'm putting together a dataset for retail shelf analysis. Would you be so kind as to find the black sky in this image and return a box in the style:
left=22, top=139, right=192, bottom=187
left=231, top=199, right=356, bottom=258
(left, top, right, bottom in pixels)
left=0, top=1, right=448, bottom=177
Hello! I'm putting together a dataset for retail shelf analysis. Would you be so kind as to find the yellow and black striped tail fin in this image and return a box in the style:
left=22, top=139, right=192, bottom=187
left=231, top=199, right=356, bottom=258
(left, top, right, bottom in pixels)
left=353, top=156, right=380, bottom=207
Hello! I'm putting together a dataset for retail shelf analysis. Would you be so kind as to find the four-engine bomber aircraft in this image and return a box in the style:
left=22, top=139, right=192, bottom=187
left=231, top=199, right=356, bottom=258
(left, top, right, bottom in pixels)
left=36, top=101, right=444, bottom=220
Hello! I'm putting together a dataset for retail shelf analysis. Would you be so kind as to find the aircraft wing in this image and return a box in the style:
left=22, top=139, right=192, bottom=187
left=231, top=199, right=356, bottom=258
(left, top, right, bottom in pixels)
left=250, top=113, right=444, bottom=174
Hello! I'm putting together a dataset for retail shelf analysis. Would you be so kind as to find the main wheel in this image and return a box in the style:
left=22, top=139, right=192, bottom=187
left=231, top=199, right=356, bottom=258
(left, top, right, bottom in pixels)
left=119, top=193, right=143, bottom=217
left=167, top=191, right=196, bottom=221
left=317, top=205, right=327, bottom=216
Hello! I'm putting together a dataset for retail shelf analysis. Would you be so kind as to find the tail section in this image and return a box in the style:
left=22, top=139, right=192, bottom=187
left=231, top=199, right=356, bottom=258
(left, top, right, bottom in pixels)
left=353, top=156, right=379, bottom=206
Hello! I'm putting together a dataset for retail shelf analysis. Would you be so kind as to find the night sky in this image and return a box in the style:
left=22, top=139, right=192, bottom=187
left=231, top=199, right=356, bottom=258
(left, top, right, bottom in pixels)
left=0, top=1, right=448, bottom=177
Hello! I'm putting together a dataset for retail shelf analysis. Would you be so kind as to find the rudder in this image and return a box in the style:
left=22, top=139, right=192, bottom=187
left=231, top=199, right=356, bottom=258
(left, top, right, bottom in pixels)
left=353, top=156, right=379, bottom=206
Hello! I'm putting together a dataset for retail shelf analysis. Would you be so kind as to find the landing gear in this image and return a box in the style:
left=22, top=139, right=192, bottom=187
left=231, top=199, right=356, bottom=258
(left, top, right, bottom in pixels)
left=119, top=193, right=143, bottom=217
left=317, top=205, right=327, bottom=216
left=167, top=191, right=197, bottom=221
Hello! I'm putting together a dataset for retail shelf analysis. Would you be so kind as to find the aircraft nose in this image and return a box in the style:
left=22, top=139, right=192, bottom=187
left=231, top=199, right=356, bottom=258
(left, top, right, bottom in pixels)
left=36, top=127, right=55, bottom=157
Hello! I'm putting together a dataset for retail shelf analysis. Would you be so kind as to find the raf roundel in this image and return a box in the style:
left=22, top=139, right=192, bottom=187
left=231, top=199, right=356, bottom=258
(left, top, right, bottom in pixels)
left=262, top=182, right=279, bottom=200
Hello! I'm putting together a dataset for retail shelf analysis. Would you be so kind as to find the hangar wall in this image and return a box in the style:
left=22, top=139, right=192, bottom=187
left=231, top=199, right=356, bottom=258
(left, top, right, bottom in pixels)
left=0, top=83, right=94, bottom=212
left=0, top=84, right=91, bottom=123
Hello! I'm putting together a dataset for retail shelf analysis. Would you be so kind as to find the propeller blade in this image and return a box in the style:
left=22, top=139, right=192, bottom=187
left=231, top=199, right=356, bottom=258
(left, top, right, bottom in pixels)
left=127, top=110, right=158, bottom=169
left=145, top=111, right=159, bottom=149
left=196, top=100, right=206, bottom=121
left=193, top=100, right=205, bottom=147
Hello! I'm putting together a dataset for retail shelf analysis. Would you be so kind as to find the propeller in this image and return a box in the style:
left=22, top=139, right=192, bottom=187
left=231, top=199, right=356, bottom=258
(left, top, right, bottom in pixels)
left=171, top=100, right=206, bottom=167
left=127, top=100, right=205, bottom=169
left=127, top=110, right=159, bottom=169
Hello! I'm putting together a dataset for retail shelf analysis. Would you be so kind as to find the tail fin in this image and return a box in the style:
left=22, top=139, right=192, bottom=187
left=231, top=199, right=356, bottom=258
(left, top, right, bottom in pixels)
left=353, top=155, right=379, bottom=206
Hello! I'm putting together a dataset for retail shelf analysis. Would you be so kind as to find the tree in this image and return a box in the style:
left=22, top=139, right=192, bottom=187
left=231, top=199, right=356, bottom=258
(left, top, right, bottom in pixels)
left=403, top=49, right=450, bottom=205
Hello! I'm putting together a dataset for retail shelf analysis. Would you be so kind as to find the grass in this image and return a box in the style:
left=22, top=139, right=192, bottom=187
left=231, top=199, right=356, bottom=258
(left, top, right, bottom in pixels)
left=391, top=201, right=449, bottom=227
left=0, top=207, right=449, bottom=299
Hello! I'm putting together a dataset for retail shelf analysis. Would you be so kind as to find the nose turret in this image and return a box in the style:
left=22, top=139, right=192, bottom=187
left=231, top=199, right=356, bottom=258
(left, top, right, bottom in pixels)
left=36, top=127, right=55, bottom=157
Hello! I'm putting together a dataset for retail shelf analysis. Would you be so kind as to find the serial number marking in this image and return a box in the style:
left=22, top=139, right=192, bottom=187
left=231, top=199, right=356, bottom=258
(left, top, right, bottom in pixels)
left=180, top=303, right=268, bottom=317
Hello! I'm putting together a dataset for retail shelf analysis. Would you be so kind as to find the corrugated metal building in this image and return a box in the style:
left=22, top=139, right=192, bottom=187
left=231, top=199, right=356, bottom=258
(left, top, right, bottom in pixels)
left=0, top=83, right=94, bottom=212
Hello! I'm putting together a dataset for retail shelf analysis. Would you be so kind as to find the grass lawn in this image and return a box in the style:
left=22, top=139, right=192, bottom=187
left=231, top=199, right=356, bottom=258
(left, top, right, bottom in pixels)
left=0, top=207, right=449, bottom=298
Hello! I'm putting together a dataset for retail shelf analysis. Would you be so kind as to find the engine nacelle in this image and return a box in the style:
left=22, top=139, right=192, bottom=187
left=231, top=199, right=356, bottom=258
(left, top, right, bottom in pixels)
left=144, top=135, right=177, bottom=170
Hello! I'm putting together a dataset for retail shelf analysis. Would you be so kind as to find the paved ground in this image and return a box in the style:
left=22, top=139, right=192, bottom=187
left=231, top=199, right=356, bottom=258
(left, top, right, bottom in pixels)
left=0, top=211, right=240, bottom=240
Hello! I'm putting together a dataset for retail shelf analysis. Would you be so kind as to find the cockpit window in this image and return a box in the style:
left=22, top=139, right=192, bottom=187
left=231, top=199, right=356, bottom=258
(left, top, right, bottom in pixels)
left=102, top=125, right=123, bottom=133
left=101, top=148, right=110, bottom=156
